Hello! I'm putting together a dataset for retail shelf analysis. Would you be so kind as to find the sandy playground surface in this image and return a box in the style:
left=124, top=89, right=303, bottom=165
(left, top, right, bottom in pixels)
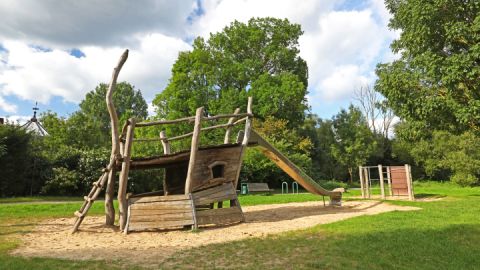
left=12, top=200, right=419, bottom=266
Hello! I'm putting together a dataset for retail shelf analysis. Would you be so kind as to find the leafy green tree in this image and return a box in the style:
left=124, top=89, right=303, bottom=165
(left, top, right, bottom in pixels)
left=242, top=117, right=313, bottom=187
left=154, top=17, right=309, bottom=127
left=331, top=105, right=377, bottom=183
left=376, top=0, right=480, bottom=135
left=76, top=82, right=148, bottom=148
left=408, top=131, right=480, bottom=186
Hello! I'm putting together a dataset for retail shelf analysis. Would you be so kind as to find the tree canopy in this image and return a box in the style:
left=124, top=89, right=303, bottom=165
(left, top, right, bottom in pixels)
left=153, top=17, right=309, bottom=127
left=376, top=0, right=480, bottom=137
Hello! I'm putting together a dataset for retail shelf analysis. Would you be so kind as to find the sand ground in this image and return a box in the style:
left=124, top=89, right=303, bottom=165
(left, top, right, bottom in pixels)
left=12, top=200, right=419, bottom=266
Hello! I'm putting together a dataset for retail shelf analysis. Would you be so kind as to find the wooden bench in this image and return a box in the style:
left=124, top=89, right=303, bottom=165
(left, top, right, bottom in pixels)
left=246, top=183, right=274, bottom=194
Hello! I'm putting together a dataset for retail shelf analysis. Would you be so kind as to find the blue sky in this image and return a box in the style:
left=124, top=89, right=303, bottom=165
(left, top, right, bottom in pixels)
left=0, top=0, right=396, bottom=123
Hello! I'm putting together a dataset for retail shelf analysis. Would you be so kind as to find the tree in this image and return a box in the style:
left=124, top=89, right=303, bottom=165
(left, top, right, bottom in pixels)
left=65, top=82, right=147, bottom=149
left=375, top=0, right=480, bottom=136
left=154, top=17, right=309, bottom=127
left=330, top=105, right=377, bottom=183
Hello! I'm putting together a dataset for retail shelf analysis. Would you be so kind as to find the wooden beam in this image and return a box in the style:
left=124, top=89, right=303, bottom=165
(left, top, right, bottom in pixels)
left=406, top=164, right=414, bottom=201
left=160, top=130, right=170, bottom=195
left=224, top=108, right=240, bottom=144
left=118, top=118, right=135, bottom=231
left=135, top=112, right=253, bottom=127
left=184, top=107, right=203, bottom=194
left=104, top=167, right=116, bottom=225
left=233, top=97, right=253, bottom=189
left=104, top=49, right=128, bottom=226
left=359, top=166, right=365, bottom=198
left=378, top=164, right=385, bottom=199
left=386, top=166, right=393, bottom=196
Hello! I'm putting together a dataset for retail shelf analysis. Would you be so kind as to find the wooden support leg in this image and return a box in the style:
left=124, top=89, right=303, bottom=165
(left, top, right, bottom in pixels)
left=118, top=119, right=135, bottom=231
left=105, top=166, right=116, bottom=225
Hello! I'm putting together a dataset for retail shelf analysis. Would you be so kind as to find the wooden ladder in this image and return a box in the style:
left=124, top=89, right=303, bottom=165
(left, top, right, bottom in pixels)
left=71, top=167, right=110, bottom=233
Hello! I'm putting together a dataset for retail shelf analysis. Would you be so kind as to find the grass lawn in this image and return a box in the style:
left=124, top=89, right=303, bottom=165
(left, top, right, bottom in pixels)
left=1, top=181, right=479, bottom=269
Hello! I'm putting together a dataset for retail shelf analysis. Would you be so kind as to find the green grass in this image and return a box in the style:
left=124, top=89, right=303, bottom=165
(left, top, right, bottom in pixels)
left=1, top=182, right=479, bottom=269
left=0, top=196, right=83, bottom=204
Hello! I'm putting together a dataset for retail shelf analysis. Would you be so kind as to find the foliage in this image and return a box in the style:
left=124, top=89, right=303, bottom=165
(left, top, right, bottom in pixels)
left=0, top=124, right=34, bottom=196
left=408, top=131, right=480, bottom=186
left=318, top=180, right=348, bottom=191
left=376, top=0, right=480, bottom=135
left=242, top=117, right=313, bottom=187
left=41, top=167, right=80, bottom=195
left=330, top=105, right=377, bottom=182
left=154, top=17, right=309, bottom=127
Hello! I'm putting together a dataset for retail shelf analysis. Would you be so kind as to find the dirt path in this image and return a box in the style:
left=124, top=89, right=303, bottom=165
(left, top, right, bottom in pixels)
left=12, top=200, right=419, bottom=266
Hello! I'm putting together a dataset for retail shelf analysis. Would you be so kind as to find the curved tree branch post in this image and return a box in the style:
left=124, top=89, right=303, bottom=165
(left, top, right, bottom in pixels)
left=105, top=49, right=129, bottom=225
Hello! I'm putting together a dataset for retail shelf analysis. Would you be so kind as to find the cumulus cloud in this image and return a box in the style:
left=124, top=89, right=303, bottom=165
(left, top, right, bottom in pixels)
left=0, top=0, right=197, bottom=47
left=0, top=34, right=191, bottom=107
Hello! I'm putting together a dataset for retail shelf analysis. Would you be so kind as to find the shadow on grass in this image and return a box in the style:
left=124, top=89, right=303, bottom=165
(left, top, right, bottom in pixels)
left=414, top=193, right=447, bottom=199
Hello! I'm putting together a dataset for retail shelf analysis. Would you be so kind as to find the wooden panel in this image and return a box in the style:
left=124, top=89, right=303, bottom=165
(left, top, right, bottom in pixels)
left=192, top=183, right=237, bottom=205
left=390, top=166, right=408, bottom=196
left=129, top=194, right=189, bottom=204
left=190, top=146, right=243, bottom=191
left=196, top=206, right=243, bottom=225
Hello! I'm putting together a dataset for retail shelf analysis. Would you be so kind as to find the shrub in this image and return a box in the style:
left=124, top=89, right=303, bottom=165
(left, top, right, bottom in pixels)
left=319, top=180, right=348, bottom=191
left=451, top=172, right=478, bottom=187
left=41, top=167, right=80, bottom=195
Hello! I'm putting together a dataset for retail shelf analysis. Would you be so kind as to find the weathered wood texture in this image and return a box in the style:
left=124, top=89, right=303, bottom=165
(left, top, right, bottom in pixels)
left=185, top=107, right=204, bottom=194
left=118, top=119, right=135, bottom=231
left=224, top=108, right=241, bottom=144
left=126, top=194, right=194, bottom=232
left=189, top=145, right=243, bottom=192
left=390, top=166, right=409, bottom=196
left=192, top=183, right=243, bottom=226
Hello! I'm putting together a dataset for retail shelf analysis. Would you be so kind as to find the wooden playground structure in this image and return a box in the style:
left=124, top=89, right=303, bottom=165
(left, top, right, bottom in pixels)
left=71, top=50, right=343, bottom=234
left=358, top=165, right=414, bottom=201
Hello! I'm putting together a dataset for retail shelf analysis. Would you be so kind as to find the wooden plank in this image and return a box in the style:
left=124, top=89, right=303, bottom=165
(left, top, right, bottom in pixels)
left=129, top=194, right=189, bottom=204
left=194, top=193, right=237, bottom=206
left=130, top=212, right=193, bottom=222
left=128, top=219, right=194, bottom=231
left=129, top=208, right=192, bottom=215
left=192, top=183, right=233, bottom=199
left=129, top=201, right=191, bottom=210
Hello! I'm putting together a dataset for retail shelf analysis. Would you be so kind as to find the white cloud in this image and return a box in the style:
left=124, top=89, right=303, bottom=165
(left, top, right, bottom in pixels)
left=0, top=34, right=191, bottom=106
left=0, top=96, right=17, bottom=113
left=0, top=0, right=197, bottom=47
left=320, top=65, right=370, bottom=101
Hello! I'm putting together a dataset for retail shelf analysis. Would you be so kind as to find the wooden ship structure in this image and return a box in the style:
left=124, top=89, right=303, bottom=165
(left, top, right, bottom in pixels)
left=72, top=50, right=343, bottom=234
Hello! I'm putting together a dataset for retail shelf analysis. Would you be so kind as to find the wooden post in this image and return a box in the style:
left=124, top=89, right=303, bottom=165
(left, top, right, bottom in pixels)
left=118, top=118, right=135, bottom=231
left=364, top=167, right=370, bottom=198
left=405, top=164, right=414, bottom=201
left=104, top=49, right=128, bottom=225
left=232, top=97, right=253, bottom=189
left=105, top=167, right=116, bottom=225
left=359, top=166, right=365, bottom=198
left=224, top=108, right=240, bottom=144
left=378, top=164, right=385, bottom=199
left=185, top=107, right=203, bottom=194
left=387, top=166, right=393, bottom=196
left=160, top=130, right=170, bottom=195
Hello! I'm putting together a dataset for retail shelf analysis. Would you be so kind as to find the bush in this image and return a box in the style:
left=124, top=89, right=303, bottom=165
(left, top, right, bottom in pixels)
left=319, top=180, right=348, bottom=191
left=41, top=167, right=80, bottom=195
left=451, top=172, right=478, bottom=187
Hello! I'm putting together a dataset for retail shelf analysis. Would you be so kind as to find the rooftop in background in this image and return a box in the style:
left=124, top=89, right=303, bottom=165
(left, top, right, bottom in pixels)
left=20, top=102, right=49, bottom=136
